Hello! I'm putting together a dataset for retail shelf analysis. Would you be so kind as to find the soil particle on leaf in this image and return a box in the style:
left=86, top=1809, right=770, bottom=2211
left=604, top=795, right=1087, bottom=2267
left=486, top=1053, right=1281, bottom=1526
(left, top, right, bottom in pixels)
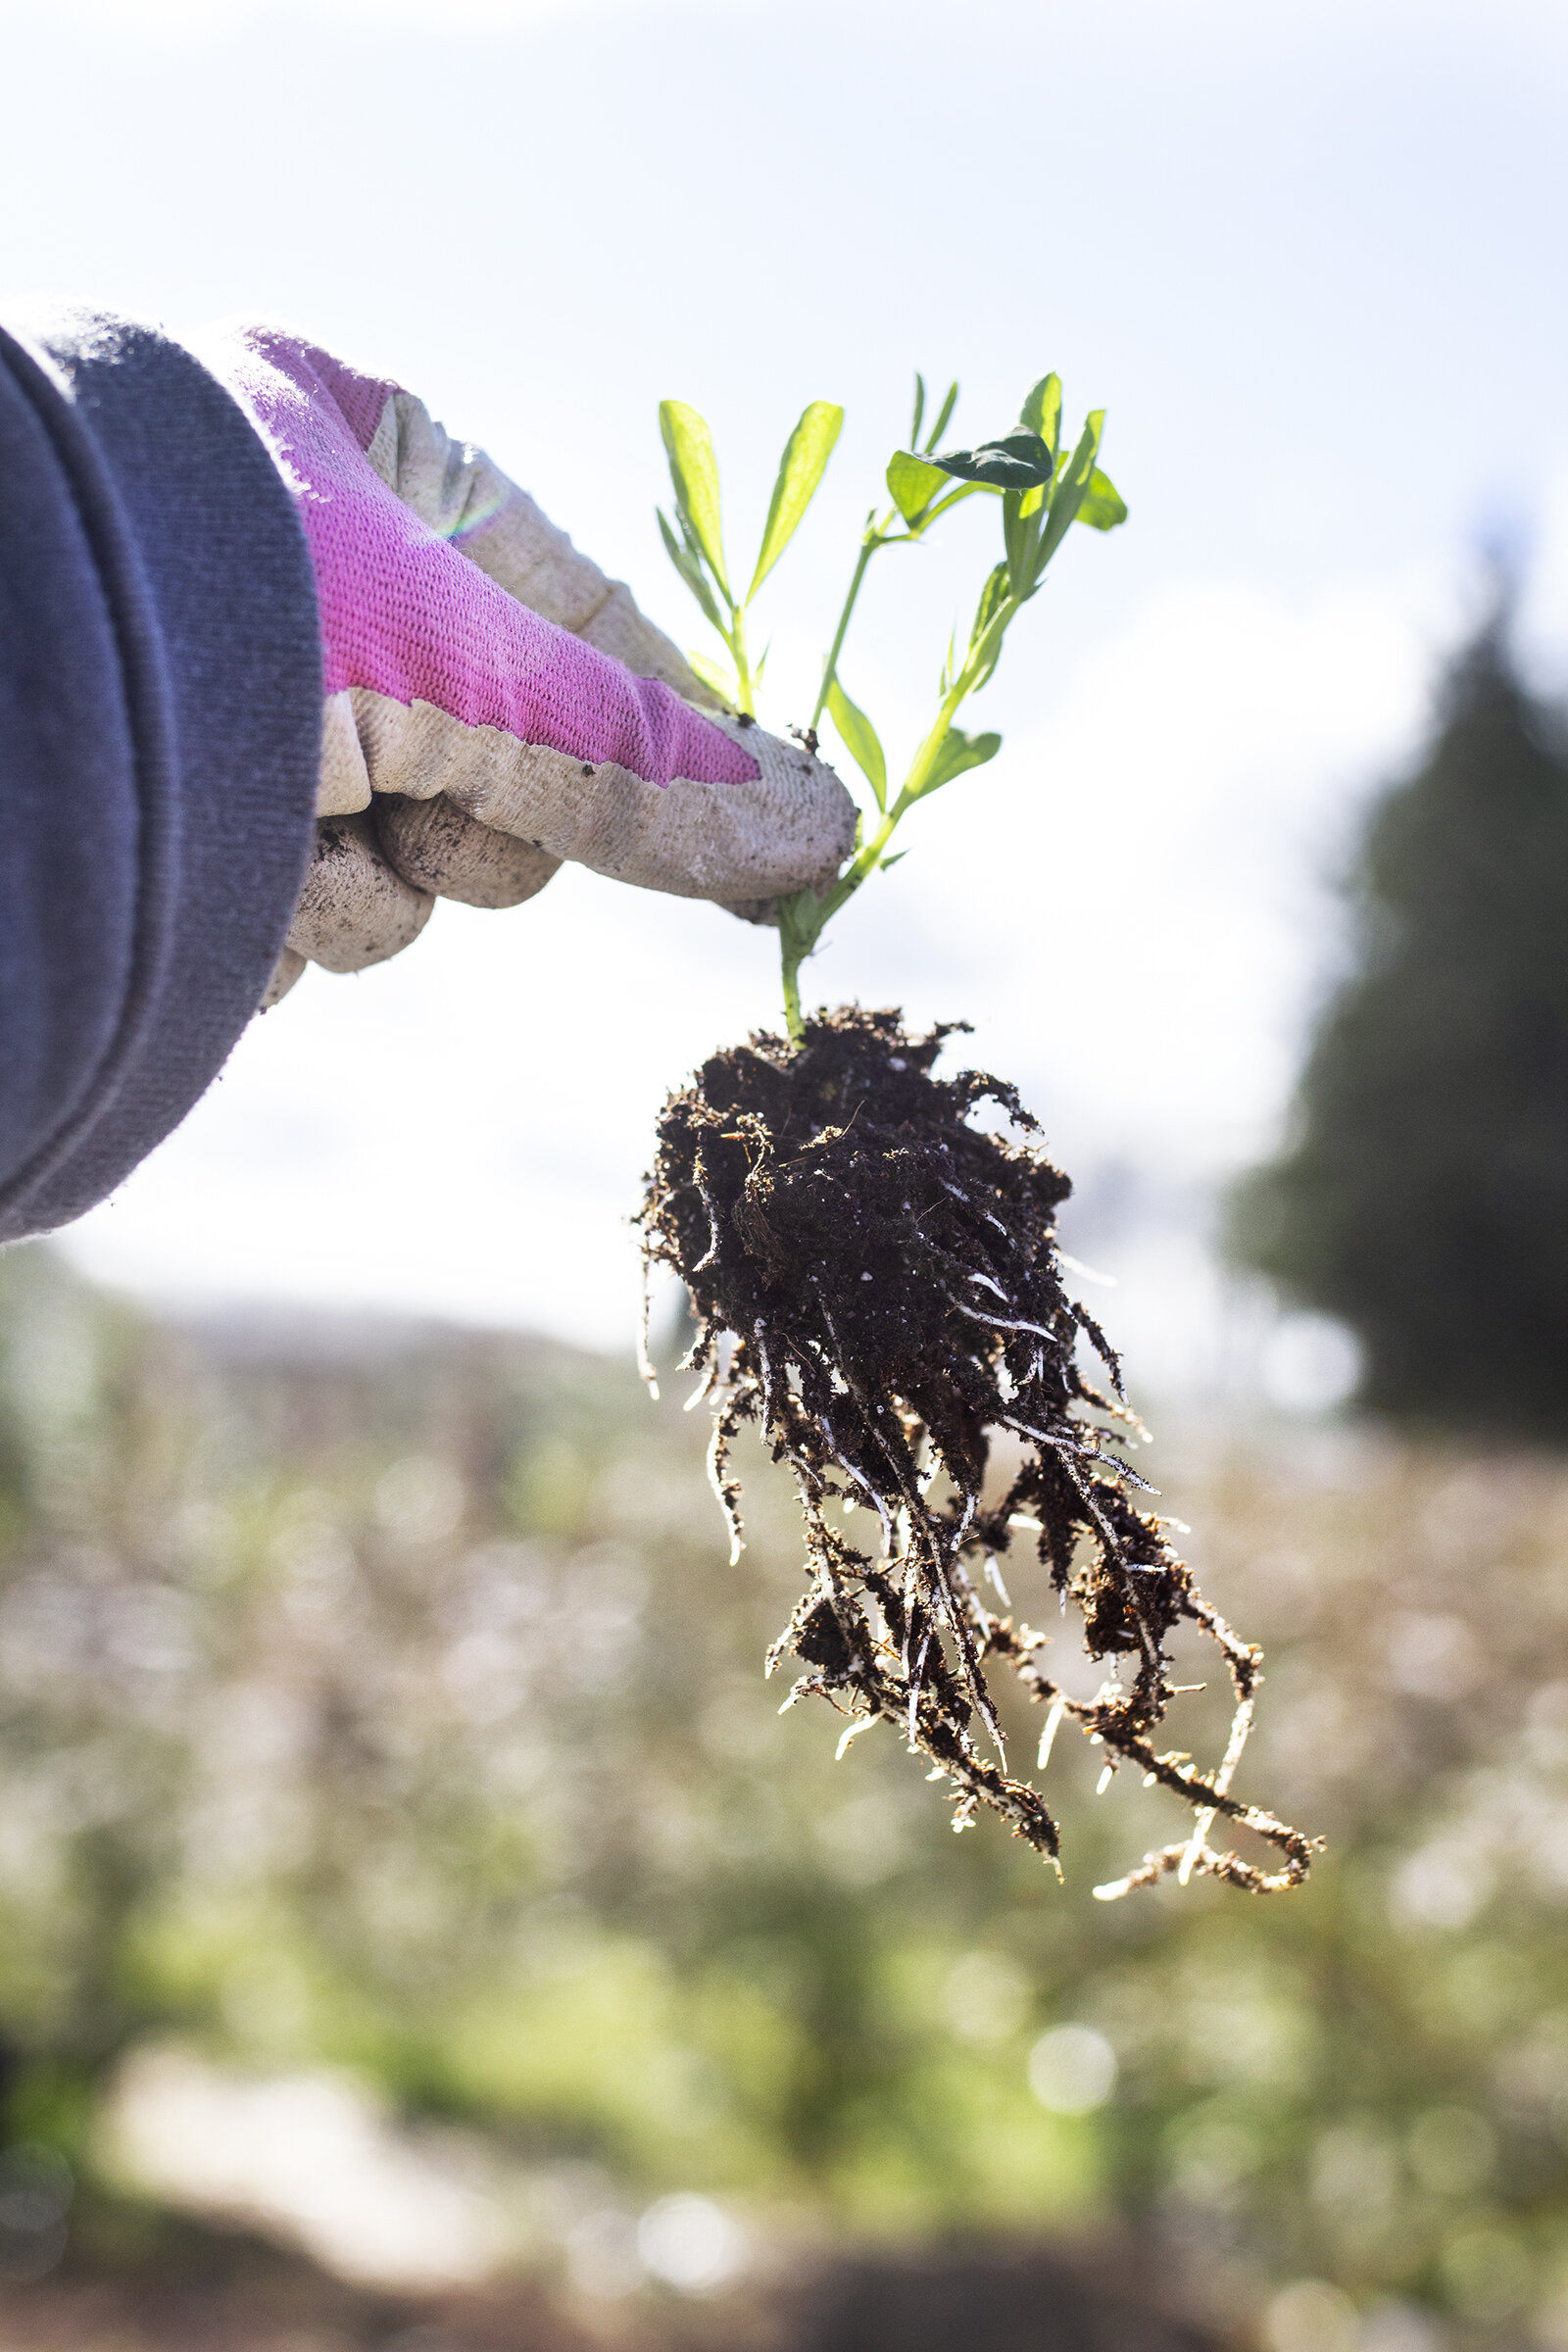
left=638, top=1008, right=1315, bottom=1896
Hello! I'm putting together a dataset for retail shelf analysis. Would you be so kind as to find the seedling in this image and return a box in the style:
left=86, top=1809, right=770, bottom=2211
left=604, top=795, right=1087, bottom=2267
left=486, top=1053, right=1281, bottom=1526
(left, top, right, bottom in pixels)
left=641, top=377, right=1314, bottom=1895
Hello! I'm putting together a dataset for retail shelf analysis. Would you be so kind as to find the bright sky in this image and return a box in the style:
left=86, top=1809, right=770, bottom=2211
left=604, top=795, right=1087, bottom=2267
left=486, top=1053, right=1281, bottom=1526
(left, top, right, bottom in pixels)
left=5, top=0, right=1566, bottom=1380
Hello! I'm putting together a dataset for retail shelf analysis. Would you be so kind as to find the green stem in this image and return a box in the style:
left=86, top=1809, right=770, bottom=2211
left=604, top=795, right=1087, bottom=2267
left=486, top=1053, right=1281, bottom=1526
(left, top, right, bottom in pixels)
left=779, top=886, right=819, bottom=1045
left=782, top=949, right=804, bottom=1043
left=777, top=588, right=1023, bottom=1041
left=730, top=602, right=756, bottom=716
left=776, top=687, right=968, bottom=1042
left=810, top=527, right=883, bottom=730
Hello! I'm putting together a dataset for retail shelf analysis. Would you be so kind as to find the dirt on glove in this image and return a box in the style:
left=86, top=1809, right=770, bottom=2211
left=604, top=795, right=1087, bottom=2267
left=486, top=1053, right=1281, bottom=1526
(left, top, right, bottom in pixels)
left=638, top=1006, right=1314, bottom=1894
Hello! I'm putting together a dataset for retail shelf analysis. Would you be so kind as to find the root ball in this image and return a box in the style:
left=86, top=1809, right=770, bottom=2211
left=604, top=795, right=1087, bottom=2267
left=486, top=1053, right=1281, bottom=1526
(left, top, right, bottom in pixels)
left=638, top=1007, right=1314, bottom=1895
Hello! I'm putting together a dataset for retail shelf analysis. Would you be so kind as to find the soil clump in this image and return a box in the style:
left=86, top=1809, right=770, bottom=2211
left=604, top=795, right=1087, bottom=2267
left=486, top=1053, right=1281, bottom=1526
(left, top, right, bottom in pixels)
left=639, top=1008, right=1312, bottom=1893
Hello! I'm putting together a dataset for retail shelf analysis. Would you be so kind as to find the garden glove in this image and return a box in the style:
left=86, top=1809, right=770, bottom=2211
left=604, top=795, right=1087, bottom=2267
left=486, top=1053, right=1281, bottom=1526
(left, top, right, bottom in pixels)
left=195, top=325, right=857, bottom=1004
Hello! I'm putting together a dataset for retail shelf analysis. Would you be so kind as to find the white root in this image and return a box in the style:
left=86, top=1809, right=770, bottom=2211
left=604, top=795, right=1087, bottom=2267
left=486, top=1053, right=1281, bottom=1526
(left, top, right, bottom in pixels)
left=906, top=1630, right=932, bottom=1745
left=1177, top=1688, right=1255, bottom=1884
left=1037, top=1697, right=1066, bottom=1772
left=636, top=1261, right=661, bottom=1400
left=948, top=1295, right=1058, bottom=1344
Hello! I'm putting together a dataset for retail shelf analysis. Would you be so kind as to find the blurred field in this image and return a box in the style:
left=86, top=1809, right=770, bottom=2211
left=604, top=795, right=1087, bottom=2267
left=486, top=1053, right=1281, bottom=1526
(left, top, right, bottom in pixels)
left=0, top=1243, right=1565, bottom=2351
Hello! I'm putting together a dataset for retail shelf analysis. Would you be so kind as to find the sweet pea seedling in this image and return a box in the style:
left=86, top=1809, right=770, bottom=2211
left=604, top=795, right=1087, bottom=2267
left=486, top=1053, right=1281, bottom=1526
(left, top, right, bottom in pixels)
left=659, top=372, right=1127, bottom=1036
left=642, top=376, right=1314, bottom=1898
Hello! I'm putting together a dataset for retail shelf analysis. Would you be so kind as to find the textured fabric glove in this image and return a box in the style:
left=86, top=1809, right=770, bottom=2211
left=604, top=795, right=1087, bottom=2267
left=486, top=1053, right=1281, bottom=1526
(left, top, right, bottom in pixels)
left=195, top=325, right=857, bottom=1003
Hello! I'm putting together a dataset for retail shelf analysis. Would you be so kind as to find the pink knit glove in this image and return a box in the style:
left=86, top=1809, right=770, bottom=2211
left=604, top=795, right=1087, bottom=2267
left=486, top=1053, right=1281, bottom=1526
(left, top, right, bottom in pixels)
left=193, top=324, right=857, bottom=1000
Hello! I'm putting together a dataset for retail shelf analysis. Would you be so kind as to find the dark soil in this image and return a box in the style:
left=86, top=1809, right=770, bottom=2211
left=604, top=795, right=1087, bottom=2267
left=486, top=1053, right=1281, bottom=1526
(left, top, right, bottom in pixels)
left=639, top=1007, right=1313, bottom=1894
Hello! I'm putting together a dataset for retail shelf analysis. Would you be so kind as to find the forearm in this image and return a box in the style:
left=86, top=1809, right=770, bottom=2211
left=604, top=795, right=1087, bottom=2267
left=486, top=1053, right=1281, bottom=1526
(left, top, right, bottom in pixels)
left=0, top=311, right=856, bottom=1240
left=0, top=307, right=320, bottom=1246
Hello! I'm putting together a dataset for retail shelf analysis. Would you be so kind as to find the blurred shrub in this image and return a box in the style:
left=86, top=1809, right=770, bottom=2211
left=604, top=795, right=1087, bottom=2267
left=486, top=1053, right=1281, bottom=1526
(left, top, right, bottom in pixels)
left=1235, top=600, right=1568, bottom=1436
left=2, top=1246, right=1568, bottom=2339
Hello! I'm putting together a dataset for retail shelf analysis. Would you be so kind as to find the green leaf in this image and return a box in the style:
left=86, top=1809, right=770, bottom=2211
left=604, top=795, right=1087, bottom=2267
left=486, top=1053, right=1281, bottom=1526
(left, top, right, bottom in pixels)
left=748, top=401, right=844, bottom=599
left=1074, top=465, right=1128, bottom=531
left=660, top=400, right=730, bottom=601
left=969, top=561, right=1011, bottom=652
left=658, top=508, right=724, bottom=632
left=956, top=564, right=1013, bottom=695
left=923, top=379, right=959, bottom=453
left=826, top=676, right=888, bottom=810
left=1018, top=372, right=1062, bottom=459
left=878, top=850, right=908, bottom=870
left=909, top=372, right=926, bottom=452
left=926, top=429, right=1055, bottom=490
left=886, top=449, right=951, bottom=525
left=1039, top=411, right=1105, bottom=568
left=887, top=454, right=988, bottom=532
left=685, top=648, right=737, bottom=705
left=917, top=726, right=1003, bottom=797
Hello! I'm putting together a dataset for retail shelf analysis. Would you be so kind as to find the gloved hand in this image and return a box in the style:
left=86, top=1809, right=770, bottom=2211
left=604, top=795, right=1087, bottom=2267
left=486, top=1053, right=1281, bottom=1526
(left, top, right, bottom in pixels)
left=194, top=324, right=858, bottom=1004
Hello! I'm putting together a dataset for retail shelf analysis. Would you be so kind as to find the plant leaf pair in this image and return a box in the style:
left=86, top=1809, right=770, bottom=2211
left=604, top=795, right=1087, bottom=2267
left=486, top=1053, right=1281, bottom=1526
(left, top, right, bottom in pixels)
left=909, top=373, right=959, bottom=456
left=659, top=396, right=844, bottom=612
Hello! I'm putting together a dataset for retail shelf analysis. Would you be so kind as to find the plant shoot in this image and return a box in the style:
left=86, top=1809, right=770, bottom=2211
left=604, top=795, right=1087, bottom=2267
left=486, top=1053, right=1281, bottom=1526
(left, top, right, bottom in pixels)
left=642, top=374, right=1314, bottom=1896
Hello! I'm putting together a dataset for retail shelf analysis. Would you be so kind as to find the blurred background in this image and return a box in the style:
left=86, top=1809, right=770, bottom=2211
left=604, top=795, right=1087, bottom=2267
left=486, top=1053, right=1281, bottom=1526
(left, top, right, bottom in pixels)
left=1, top=0, right=1566, bottom=2343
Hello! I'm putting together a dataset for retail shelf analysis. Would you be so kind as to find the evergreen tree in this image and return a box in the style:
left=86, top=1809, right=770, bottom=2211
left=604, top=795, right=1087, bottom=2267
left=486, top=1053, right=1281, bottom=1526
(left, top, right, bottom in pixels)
left=1235, top=598, right=1568, bottom=1435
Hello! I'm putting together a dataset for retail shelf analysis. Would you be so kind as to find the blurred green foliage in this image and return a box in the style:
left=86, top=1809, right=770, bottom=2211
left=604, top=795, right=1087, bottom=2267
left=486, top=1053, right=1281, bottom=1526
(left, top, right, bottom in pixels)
left=1, top=1244, right=1568, bottom=2342
left=1236, top=602, right=1568, bottom=1437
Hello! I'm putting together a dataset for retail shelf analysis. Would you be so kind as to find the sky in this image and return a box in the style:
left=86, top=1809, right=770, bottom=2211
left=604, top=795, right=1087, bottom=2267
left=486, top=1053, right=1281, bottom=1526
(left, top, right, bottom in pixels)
left=4, top=0, right=1565, bottom=1392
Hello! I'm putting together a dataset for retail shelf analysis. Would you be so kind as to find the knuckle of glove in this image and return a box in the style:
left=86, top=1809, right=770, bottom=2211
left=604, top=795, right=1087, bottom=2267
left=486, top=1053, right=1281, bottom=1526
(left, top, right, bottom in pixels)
left=374, top=794, right=562, bottom=909
left=286, top=815, right=434, bottom=973
left=349, top=697, right=858, bottom=912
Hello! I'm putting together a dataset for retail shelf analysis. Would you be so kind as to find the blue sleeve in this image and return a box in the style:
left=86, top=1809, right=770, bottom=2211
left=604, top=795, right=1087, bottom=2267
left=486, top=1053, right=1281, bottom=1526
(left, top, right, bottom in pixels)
left=0, top=308, right=321, bottom=1244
